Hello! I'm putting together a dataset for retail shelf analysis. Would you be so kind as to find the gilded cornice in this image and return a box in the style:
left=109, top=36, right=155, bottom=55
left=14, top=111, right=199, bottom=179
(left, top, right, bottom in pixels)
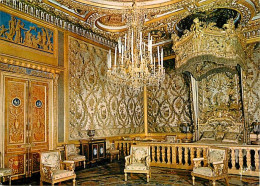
left=0, top=54, right=63, bottom=75
left=0, top=0, right=258, bottom=49
left=0, top=0, right=117, bottom=48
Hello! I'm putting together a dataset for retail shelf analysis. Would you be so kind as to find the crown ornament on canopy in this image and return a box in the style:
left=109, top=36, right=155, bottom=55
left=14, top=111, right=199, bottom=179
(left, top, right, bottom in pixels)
left=172, top=17, right=246, bottom=77
left=107, top=1, right=165, bottom=89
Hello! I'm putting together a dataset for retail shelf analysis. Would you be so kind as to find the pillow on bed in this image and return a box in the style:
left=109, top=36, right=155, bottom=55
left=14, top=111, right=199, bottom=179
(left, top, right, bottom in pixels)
left=200, top=131, right=215, bottom=141
left=222, top=132, right=239, bottom=143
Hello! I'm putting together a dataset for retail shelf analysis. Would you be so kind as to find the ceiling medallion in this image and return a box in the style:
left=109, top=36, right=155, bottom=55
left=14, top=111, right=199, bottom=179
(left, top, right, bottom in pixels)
left=107, top=1, right=165, bottom=89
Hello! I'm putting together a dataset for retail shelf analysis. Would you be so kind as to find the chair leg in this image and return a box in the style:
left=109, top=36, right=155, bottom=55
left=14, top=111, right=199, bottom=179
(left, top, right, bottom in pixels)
left=8, top=175, right=11, bottom=186
left=125, top=173, right=127, bottom=181
left=225, top=176, right=229, bottom=186
left=118, top=154, right=119, bottom=160
left=83, top=161, right=86, bottom=169
left=40, top=179, right=43, bottom=186
left=147, top=173, right=150, bottom=183
left=192, top=176, right=195, bottom=185
left=73, top=178, right=76, bottom=186
left=213, top=180, right=216, bottom=186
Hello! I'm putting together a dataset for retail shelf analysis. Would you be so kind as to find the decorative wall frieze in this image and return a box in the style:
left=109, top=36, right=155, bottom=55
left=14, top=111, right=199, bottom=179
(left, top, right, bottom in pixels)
left=0, top=55, right=62, bottom=78
left=0, top=0, right=116, bottom=48
left=0, top=10, right=54, bottom=54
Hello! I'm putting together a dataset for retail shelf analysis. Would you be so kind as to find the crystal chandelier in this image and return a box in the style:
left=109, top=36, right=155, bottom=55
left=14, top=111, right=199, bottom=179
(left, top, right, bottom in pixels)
left=107, top=1, right=165, bottom=89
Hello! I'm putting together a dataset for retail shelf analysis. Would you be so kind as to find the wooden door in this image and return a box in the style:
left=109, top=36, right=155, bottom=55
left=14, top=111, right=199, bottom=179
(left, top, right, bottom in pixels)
left=4, top=77, right=28, bottom=177
left=29, top=80, right=49, bottom=175
left=4, top=76, right=49, bottom=177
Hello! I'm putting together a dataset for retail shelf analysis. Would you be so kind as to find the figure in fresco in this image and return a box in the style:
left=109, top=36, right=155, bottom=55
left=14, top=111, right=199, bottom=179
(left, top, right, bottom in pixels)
left=0, top=25, right=9, bottom=37
left=7, top=16, right=16, bottom=41
left=14, top=19, right=26, bottom=43
left=24, top=26, right=36, bottom=47
left=41, top=28, right=48, bottom=50
left=37, top=31, right=43, bottom=49
left=46, top=31, right=53, bottom=51
left=31, top=35, right=39, bottom=48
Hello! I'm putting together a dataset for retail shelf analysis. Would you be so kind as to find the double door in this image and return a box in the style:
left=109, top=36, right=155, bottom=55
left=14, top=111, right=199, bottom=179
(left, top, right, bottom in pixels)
left=4, top=75, right=50, bottom=177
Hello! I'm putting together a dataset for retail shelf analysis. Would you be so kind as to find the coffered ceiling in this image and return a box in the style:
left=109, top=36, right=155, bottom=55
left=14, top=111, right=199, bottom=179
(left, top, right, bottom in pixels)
left=24, top=0, right=260, bottom=48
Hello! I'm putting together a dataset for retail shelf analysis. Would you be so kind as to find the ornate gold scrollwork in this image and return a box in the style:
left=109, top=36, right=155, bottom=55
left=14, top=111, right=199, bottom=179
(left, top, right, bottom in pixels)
left=172, top=18, right=247, bottom=77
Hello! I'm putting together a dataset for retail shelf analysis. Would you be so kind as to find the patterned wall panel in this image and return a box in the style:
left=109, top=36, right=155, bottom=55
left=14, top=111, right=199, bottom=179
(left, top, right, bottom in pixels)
left=198, top=71, right=243, bottom=137
left=244, top=44, right=260, bottom=124
left=147, top=70, right=191, bottom=133
left=68, top=37, right=144, bottom=139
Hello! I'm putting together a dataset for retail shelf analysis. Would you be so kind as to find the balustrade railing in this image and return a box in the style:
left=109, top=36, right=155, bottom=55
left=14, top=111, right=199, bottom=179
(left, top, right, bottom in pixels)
left=115, top=140, right=260, bottom=177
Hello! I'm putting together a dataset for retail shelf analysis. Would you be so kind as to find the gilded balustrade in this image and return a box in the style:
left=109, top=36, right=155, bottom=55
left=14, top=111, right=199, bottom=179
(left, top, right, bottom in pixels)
left=115, top=140, right=260, bottom=177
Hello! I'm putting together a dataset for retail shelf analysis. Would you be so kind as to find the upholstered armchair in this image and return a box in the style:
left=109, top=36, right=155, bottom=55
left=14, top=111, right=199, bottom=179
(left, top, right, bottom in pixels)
left=65, top=144, right=86, bottom=168
left=106, top=141, right=120, bottom=162
left=0, top=152, right=12, bottom=185
left=124, top=145, right=151, bottom=182
left=191, top=146, right=229, bottom=186
left=40, top=150, right=76, bottom=186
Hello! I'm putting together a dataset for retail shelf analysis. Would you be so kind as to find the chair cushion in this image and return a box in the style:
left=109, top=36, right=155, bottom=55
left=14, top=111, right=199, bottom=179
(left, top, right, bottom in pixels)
left=109, top=150, right=119, bottom=155
left=208, top=149, right=226, bottom=163
left=68, top=155, right=85, bottom=161
left=222, top=132, right=239, bottom=143
left=52, top=170, right=75, bottom=180
left=200, top=131, right=215, bottom=141
left=193, top=167, right=213, bottom=177
left=125, top=163, right=148, bottom=171
left=0, top=168, right=12, bottom=176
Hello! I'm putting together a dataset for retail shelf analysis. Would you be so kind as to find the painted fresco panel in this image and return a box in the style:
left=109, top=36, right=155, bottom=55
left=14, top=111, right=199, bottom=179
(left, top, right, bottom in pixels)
left=0, top=11, right=54, bottom=53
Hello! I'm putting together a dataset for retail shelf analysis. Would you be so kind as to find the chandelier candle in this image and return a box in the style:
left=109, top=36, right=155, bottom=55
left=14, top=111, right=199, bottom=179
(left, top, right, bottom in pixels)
left=106, top=1, right=165, bottom=88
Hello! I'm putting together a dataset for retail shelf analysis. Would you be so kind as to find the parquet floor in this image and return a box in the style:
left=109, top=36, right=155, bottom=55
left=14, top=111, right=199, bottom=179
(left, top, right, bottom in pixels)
left=10, top=160, right=260, bottom=185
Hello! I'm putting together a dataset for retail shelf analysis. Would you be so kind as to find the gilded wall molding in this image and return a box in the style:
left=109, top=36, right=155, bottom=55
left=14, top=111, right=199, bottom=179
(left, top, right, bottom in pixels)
left=0, top=54, right=62, bottom=75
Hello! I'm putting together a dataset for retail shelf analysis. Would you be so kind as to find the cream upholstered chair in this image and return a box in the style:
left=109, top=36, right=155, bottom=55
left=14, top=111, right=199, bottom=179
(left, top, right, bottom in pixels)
left=40, top=150, right=76, bottom=186
left=191, top=146, right=229, bottom=186
left=0, top=152, right=12, bottom=185
left=106, top=141, right=120, bottom=162
left=124, top=145, right=151, bottom=182
left=65, top=144, right=86, bottom=168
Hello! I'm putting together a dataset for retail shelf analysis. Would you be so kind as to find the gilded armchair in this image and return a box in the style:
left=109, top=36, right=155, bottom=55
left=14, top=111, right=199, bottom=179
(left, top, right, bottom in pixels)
left=65, top=144, right=86, bottom=168
left=0, top=152, right=12, bottom=185
left=124, top=145, right=151, bottom=182
left=191, top=146, right=229, bottom=186
left=40, top=150, right=76, bottom=186
left=106, top=141, right=120, bottom=162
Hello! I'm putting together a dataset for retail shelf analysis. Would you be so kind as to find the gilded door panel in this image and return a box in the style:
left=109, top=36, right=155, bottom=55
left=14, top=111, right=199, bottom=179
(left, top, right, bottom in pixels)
left=5, top=154, right=26, bottom=175
left=29, top=81, right=49, bottom=173
left=4, top=77, right=28, bottom=175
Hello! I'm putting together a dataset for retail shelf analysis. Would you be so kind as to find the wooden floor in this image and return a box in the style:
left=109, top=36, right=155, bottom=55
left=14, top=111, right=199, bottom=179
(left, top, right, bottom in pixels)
left=9, top=160, right=260, bottom=185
